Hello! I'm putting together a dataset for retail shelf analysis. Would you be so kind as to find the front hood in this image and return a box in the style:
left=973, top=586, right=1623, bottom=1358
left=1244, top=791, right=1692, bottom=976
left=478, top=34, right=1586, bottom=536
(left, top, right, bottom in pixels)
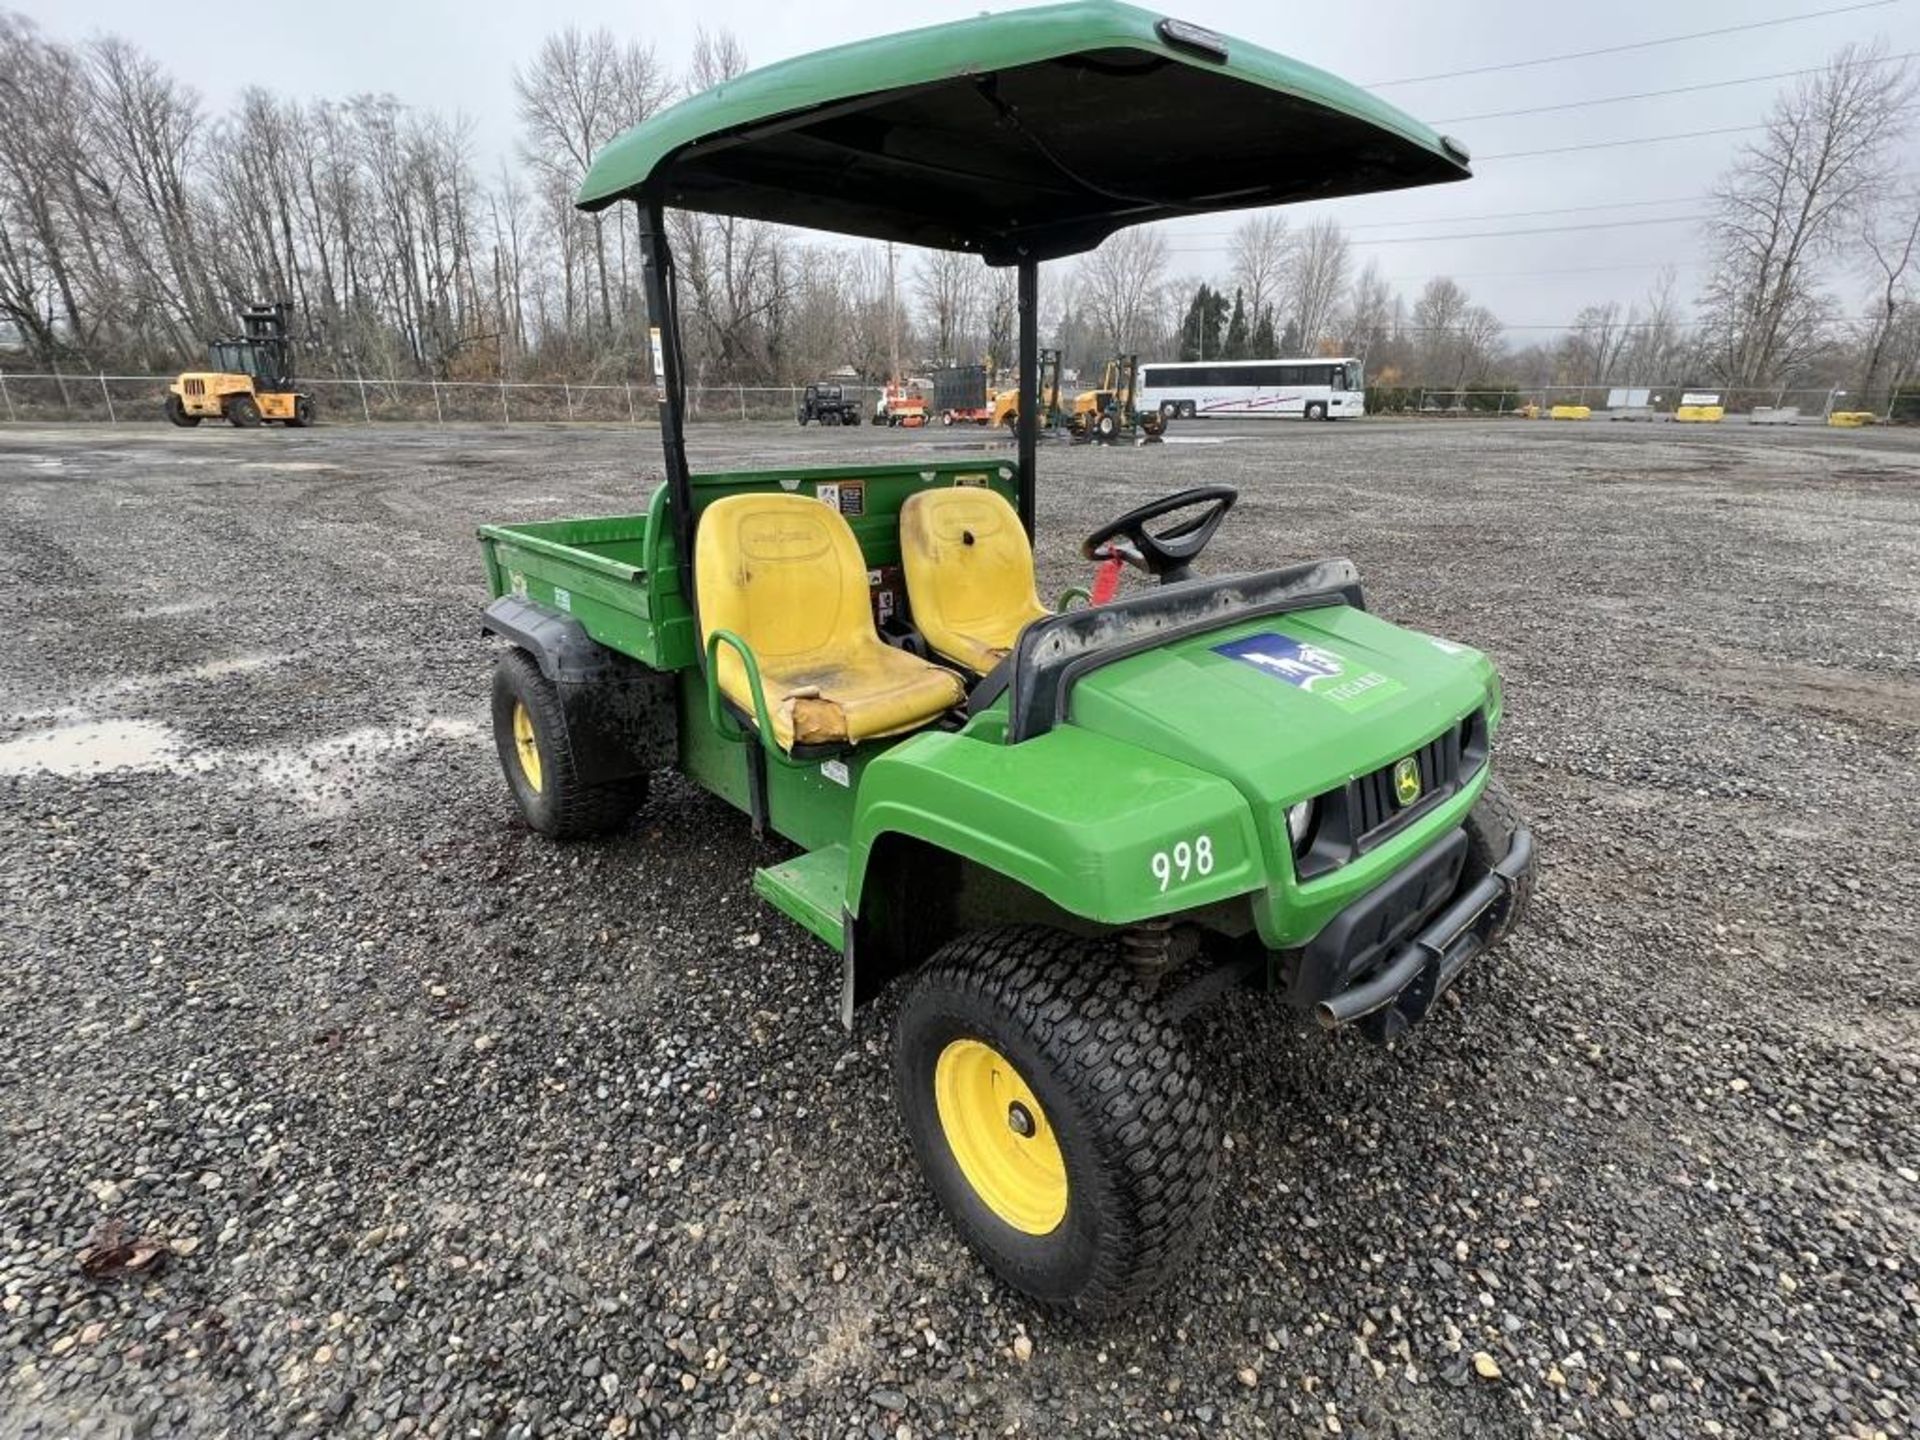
left=1065, top=603, right=1497, bottom=808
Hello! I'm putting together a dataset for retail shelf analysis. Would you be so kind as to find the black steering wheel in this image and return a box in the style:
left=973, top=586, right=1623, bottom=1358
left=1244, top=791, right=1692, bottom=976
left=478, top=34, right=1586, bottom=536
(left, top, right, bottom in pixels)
left=1080, top=486, right=1238, bottom=584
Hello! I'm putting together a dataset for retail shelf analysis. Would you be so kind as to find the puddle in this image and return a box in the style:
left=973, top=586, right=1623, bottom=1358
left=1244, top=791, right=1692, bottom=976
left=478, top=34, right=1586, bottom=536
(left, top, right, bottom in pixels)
left=0, top=710, right=481, bottom=809
left=117, top=597, right=217, bottom=620
left=0, top=719, right=206, bottom=778
left=254, top=717, right=483, bottom=811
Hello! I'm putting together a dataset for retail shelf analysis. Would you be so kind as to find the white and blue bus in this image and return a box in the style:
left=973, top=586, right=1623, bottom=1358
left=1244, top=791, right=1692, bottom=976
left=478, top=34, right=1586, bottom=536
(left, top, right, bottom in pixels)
left=1138, top=357, right=1365, bottom=420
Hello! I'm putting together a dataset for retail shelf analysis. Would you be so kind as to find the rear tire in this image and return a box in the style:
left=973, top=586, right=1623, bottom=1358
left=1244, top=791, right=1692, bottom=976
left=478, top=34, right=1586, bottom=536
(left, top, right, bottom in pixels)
left=225, top=395, right=262, bottom=428
left=491, top=649, right=647, bottom=840
left=1463, top=776, right=1534, bottom=948
left=165, top=395, right=200, bottom=428
left=1178, top=400, right=1197, bottom=419
left=1159, top=400, right=1177, bottom=420
left=285, top=395, right=315, bottom=428
left=893, top=925, right=1220, bottom=1314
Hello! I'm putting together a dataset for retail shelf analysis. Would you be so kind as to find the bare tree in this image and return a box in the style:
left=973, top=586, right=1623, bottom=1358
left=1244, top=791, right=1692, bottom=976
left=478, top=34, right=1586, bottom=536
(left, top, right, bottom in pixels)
left=1856, top=187, right=1920, bottom=405
left=515, top=26, right=667, bottom=336
left=1618, top=267, right=1689, bottom=381
left=1699, top=43, right=1916, bottom=386
left=1337, top=259, right=1397, bottom=360
left=1284, top=218, right=1350, bottom=354
left=1558, top=302, right=1630, bottom=386
left=1229, top=213, right=1289, bottom=334
left=1076, top=228, right=1168, bottom=355
left=915, top=249, right=979, bottom=363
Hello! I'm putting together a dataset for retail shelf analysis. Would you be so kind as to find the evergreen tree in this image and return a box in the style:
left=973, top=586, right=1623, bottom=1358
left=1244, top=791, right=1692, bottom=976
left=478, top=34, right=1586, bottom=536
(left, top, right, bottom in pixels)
left=1177, top=284, right=1208, bottom=361
left=1224, top=288, right=1249, bottom=359
left=1250, top=305, right=1278, bottom=358
left=1278, top=317, right=1302, bottom=356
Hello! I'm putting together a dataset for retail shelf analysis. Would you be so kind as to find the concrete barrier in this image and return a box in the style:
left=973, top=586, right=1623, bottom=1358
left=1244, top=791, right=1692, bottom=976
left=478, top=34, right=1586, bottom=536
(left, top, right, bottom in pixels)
left=1674, top=405, right=1725, bottom=423
left=1827, top=411, right=1875, bottom=427
left=1549, top=405, right=1592, bottom=421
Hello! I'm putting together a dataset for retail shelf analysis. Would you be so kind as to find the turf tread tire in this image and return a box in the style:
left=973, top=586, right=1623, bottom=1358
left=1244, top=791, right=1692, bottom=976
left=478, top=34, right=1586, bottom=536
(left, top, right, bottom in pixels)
left=491, top=649, right=645, bottom=841
left=894, top=925, right=1219, bottom=1314
left=1463, top=776, right=1534, bottom=947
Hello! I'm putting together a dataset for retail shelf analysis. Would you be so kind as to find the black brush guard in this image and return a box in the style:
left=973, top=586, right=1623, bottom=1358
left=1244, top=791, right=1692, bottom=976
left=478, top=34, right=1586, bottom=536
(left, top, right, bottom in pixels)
left=1313, top=826, right=1534, bottom=1043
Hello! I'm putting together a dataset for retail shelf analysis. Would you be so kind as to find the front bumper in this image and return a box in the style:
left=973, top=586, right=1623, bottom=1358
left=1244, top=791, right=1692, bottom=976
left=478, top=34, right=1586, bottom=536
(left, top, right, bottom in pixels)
left=1296, top=824, right=1534, bottom=1042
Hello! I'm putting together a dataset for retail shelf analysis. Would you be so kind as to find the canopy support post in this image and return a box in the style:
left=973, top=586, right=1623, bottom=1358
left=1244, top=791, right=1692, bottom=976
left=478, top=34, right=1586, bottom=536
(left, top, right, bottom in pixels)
left=1016, top=257, right=1038, bottom=539
left=640, top=199, right=696, bottom=586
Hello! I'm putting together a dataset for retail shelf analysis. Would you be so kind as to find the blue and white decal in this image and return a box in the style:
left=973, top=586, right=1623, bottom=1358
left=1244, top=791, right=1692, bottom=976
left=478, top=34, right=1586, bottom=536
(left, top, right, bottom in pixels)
left=1213, top=632, right=1405, bottom=712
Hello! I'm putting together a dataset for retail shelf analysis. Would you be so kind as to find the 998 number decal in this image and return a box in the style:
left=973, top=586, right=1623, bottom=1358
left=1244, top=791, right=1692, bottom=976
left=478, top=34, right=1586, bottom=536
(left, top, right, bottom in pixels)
left=1150, top=834, right=1215, bottom=892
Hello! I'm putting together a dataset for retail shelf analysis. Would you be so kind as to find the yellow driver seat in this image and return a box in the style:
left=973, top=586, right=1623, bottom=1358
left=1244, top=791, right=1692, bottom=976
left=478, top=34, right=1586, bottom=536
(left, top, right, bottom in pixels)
left=696, top=493, right=966, bottom=752
left=899, top=488, right=1051, bottom=674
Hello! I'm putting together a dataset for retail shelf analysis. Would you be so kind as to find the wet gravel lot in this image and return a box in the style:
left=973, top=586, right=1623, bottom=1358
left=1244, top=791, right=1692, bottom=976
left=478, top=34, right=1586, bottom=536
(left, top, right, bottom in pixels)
left=2, top=417, right=1916, bottom=1439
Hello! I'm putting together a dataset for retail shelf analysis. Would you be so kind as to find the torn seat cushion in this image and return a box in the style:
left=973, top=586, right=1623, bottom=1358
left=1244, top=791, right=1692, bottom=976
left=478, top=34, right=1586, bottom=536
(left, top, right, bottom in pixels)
left=696, top=492, right=966, bottom=752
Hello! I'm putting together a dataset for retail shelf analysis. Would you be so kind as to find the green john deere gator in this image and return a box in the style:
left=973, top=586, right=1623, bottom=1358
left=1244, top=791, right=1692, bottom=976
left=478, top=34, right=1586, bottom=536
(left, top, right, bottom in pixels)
left=475, top=2, right=1534, bottom=1313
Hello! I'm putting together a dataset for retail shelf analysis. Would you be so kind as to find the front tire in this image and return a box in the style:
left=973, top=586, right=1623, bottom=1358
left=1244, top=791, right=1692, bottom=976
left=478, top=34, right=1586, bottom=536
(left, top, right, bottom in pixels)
left=490, top=649, right=646, bottom=840
left=165, top=395, right=200, bottom=428
left=1094, top=412, right=1118, bottom=441
left=894, top=926, right=1220, bottom=1313
left=1305, top=401, right=1328, bottom=421
left=1463, top=776, right=1534, bottom=948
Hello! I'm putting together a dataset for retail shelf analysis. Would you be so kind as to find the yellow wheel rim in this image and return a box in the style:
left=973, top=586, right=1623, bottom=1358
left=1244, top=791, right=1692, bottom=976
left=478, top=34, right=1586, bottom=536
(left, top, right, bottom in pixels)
left=512, top=701, right=543, bottom=793
left=934, top=1038, right=1067, bottom=1235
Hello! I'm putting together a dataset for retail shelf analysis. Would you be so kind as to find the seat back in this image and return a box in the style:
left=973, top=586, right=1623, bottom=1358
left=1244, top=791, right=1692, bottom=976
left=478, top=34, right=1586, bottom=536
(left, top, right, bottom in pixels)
left=900, top=488, right=1045, bottom=668
left=696, top=493, right=874, bottom=697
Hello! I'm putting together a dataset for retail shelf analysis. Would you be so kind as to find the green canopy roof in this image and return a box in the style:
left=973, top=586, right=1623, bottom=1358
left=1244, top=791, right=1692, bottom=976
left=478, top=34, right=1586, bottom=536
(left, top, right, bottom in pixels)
left=577, top=1, right=1470, bottom=264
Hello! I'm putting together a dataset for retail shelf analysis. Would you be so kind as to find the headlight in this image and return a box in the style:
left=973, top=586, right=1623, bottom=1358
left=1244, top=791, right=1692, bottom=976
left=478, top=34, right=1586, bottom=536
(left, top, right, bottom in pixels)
left=1286, top=799, right=1315, bottom=851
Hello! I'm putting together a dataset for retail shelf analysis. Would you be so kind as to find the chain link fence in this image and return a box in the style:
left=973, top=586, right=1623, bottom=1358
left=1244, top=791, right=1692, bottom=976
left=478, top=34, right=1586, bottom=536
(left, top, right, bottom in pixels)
left=0, top=371, right=1886, bottom=427
left=0, top=372, right=893, bottom=427
left=1364, top=383, right=1878, bottom=421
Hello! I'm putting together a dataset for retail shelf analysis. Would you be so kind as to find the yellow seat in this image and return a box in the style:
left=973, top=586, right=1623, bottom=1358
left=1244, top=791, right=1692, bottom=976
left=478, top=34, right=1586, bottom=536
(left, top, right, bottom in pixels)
left=696, top=493, right=966, bottom=752
left=899, top=488, right=1051, bottom=674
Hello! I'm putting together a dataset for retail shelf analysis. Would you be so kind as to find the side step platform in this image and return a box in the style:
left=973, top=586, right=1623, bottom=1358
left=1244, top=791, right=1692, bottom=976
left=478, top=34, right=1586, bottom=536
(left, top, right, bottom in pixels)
left=753, top=844, right=848, bottom=951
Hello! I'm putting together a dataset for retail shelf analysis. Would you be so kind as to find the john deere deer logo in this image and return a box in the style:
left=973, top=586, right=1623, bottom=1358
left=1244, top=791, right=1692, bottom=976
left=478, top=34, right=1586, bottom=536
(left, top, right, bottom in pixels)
left=1392, top=756, right=1421, bottom=807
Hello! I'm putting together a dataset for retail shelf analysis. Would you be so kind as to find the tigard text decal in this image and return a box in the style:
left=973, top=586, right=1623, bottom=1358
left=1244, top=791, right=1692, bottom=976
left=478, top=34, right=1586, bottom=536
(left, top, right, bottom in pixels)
left=1212, top=632, right=1405, bottom=713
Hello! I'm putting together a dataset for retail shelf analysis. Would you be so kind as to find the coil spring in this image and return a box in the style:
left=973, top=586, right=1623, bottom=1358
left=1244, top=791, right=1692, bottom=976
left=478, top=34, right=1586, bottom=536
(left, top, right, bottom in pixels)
left=1121, top=916, right=1175, bottom=977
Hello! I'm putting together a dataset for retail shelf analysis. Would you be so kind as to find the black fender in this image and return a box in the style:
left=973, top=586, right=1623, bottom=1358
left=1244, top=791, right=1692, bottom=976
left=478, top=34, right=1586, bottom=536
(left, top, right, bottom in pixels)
left=482, top=595, right=677, bottom=785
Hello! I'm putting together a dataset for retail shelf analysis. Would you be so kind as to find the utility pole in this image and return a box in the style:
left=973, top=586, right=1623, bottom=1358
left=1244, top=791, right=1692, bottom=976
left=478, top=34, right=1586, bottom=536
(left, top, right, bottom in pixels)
left=886, top=242, right=901, bottom=384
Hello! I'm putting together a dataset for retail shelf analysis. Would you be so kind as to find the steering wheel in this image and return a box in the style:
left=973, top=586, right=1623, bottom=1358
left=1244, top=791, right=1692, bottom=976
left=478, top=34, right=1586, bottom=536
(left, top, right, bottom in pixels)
left=1080, top=486, right=1238, bottom=584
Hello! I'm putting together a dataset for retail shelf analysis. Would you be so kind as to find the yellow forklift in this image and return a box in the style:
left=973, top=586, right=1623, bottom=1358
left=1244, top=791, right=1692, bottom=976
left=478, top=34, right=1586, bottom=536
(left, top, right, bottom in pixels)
left=988, top=347, right=1065, bottom=433
left=165, top=302, right=315, bottom=428
left=1070, top=354, right=1164, bottom=443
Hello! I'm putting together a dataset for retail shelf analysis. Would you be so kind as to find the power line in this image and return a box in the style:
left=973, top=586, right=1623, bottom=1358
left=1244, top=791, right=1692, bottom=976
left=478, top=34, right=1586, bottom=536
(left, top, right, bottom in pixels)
left=1163, top=195, right=1705, bottom=241
left=1384, top=260, right=1710, bottom=282
left=1481, top=124, right=1763, bottom=160
left=1431, top=51, right=1919, bottom=124
left=1366, top=0, right=1899, bottom=87
left=1160, top=214, right=1710, bottom=254
left=1402, top=312, right=1883, bottom=333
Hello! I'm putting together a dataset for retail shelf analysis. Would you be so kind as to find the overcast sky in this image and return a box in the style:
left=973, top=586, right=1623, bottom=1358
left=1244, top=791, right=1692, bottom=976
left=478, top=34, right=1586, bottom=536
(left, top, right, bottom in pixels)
left=22, top=0, right=1920, bottom=334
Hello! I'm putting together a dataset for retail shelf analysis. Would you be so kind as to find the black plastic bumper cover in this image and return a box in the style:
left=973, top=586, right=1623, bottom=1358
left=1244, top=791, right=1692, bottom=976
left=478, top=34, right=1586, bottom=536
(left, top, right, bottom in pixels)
left=1313, top=825, right=1534, bottom=1041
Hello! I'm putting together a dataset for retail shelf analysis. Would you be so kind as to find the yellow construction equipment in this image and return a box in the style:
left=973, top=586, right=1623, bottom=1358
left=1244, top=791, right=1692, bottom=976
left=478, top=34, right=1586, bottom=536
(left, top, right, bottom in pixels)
left=166, top=302, right=314, bottom=429
left=1069, top=356, right=1165, bottom=442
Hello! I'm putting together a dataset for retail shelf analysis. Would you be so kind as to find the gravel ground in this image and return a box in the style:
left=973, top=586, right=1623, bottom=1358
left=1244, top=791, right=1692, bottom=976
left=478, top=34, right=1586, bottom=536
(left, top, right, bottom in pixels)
left=1, top=417, right=1916, bottom=1440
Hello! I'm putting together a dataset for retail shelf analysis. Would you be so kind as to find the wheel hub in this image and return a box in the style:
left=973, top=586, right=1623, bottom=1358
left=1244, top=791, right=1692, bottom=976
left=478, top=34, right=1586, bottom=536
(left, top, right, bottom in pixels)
left=511, top=700, right=543, bottom=793
left=933, top=1038, right=1066, bottom=1235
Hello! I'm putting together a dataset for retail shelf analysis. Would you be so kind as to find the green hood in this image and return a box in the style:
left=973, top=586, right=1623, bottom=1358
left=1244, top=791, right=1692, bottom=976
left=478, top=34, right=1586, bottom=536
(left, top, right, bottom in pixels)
left=1065, top=603, right=1497, bottom=809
